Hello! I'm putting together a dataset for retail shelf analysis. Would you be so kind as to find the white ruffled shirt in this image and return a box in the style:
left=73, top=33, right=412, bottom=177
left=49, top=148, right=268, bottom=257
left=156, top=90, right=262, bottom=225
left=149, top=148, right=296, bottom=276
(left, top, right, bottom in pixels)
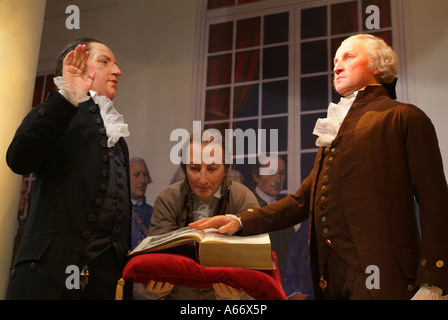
left=54, top=76, right=130, bottom=147
left=312, top=92, right=357, bottom=147
left=192, top=186, right=222, bottom=221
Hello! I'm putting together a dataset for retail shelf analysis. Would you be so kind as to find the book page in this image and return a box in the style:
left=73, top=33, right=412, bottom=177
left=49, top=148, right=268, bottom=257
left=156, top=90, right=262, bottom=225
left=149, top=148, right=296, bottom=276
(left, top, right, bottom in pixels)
left=202, top=231, right=271, bottom=245
left=130, top=226, right=204, bottom=255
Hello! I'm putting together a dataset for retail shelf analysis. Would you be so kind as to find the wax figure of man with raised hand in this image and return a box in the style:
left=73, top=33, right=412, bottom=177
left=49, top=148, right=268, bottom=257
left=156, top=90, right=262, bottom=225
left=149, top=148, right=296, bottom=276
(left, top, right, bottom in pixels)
left=191, top=34, right=448, bottom=300
left=6, top=38, right=131, bottom=299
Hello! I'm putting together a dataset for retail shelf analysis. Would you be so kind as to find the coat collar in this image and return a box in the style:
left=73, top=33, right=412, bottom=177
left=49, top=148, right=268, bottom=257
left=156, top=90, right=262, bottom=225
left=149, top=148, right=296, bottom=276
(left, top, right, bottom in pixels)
left=353, top=85, right=392, bottom=104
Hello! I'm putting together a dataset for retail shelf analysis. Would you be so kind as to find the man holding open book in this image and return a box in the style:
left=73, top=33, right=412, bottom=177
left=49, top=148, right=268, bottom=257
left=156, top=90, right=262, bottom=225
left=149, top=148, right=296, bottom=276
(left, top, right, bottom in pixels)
left=134, top=131, right=260, bottom=300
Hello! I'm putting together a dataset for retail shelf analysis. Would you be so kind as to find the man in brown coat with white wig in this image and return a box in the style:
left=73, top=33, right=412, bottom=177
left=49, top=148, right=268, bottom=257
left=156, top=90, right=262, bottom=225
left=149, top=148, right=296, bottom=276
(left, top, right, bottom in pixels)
left=191, top=34, right=448, bottom=300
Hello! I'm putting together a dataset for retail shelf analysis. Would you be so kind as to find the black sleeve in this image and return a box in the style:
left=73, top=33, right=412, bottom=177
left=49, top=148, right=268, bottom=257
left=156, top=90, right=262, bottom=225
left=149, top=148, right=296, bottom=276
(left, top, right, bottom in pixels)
left=6, top=92, right=78, bottom=175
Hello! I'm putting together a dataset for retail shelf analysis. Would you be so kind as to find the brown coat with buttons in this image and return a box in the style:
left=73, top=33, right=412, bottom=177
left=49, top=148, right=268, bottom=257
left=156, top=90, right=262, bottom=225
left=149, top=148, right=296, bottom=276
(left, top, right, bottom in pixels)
left=237, top=86, right=448, bottom=299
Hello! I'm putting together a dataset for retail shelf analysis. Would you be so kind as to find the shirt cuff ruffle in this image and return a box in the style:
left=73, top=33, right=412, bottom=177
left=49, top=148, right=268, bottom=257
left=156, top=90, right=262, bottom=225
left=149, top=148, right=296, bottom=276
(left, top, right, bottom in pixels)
left=411, top=284, right=447, bottom=300
left=53, top=76, right=90, bottom=107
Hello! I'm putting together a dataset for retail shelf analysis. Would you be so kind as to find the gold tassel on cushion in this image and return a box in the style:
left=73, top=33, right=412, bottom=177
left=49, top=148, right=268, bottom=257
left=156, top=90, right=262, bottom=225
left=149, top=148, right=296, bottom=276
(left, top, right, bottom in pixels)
left=115, top=278, right=125, bottom=300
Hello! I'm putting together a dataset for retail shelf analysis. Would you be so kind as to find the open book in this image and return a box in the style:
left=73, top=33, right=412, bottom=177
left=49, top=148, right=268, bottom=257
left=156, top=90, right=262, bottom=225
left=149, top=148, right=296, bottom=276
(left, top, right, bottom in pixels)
left=129, top=227, right=275, bottom=270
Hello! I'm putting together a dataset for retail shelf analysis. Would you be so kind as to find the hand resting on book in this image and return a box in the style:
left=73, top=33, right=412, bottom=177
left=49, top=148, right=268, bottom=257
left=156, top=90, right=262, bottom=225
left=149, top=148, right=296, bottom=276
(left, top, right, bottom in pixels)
left=189, top=215, right=241, bottom=234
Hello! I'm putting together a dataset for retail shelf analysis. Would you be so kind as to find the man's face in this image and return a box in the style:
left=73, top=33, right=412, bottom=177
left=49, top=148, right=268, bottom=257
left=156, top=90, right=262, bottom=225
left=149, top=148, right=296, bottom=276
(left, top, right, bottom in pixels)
left=186, top=143, right=226, bottom=200
left=130, top=162, right=150, bottom=199
left=254, top=158, right=286, bottom=197
left=83, top=42, right=122, bottom=100
left=333, top=39, right=380, bottom=97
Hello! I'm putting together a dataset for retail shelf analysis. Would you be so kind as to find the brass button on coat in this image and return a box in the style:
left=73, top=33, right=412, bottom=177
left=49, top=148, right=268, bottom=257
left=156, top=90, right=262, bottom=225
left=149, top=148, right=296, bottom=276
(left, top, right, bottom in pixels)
left=319, top=276, right=327, bottom=289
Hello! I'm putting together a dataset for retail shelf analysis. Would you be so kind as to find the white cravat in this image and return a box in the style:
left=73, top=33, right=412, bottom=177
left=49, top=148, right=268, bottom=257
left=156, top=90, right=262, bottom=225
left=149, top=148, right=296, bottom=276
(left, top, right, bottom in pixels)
left=312, top=93, right=357, bottom=147
left=90, top=91, right=130, bottom=147
left=192, top=187, right=222, bottom=221
left=53, top=76, right=130, bottom=147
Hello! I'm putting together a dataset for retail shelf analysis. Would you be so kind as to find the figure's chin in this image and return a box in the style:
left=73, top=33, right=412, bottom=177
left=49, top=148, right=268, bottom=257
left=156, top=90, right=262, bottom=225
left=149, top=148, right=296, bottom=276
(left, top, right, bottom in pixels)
left=335, top=85, right=352, bottom=97
left=108, top=91, right=117, bottom=100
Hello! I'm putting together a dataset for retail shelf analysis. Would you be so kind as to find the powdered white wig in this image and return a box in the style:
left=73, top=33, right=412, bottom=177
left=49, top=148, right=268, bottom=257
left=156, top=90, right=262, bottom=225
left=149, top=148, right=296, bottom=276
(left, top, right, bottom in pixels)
left=343, top=34, right=398, bottom=83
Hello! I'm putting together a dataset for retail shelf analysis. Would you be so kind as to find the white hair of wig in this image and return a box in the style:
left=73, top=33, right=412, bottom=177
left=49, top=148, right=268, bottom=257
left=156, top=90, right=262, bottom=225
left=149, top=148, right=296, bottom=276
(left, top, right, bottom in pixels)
left=343, top=34, right=398, bottom=83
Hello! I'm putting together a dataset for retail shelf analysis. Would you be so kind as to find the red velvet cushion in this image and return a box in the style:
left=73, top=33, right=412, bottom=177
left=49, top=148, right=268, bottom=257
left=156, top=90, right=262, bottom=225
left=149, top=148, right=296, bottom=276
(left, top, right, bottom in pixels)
left=122, top=252, right=286, bottom=300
